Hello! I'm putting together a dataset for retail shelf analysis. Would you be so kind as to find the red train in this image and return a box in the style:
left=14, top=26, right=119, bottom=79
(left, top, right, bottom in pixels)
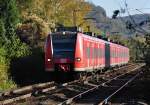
left=45, top=27, right=129, bottom=75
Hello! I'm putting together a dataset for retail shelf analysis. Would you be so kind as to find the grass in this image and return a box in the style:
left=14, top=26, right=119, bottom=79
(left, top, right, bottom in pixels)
left=0, top=65, right=16, bottom=91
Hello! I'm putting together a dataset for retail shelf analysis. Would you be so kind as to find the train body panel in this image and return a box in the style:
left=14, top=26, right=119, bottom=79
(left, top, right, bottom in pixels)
left=45, top=31, right=130, bottom=73
left=74, top=33, right=106, bottom=71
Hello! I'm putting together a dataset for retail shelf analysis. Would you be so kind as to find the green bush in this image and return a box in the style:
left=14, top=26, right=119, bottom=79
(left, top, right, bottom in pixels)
left=0, top=47, right=7, bottom=64
left=0, top=0, right=31, bottom=90
left=5, top=35, right=31, bottom=60
left=0, top=65, right=16, bottom=91
left=0, top=18, right=7, bottom=64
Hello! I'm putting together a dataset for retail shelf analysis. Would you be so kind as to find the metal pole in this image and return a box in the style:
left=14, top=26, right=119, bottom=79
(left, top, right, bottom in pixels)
left=73, top=10, right=76, bottom=26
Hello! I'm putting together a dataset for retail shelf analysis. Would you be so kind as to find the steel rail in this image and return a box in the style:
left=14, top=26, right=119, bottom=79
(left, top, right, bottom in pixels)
left=0, top=81, right=55, bottom=104
left=0, top=79, right=81, bottom=105
left=0, top=81, right=55, bottom=97
left=58, top=64, right=145, bottom=105
left=98, top=70, right=143, bottom=105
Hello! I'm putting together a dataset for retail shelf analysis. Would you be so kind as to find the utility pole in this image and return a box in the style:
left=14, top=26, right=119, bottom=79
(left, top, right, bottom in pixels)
left=73, top=10, right=77, bottom=26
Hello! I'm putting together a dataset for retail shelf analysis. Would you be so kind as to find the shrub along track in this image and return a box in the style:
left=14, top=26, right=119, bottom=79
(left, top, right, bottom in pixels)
left=0, top=63, right=145, bottom=105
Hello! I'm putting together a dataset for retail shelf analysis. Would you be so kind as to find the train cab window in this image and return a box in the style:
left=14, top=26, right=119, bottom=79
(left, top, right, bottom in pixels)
left=52, top=34, right=76, bottom=59
left=53, top=42, right=75, bottom=50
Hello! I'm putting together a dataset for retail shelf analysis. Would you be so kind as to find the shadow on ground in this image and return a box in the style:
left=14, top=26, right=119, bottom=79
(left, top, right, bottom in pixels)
left=8, top=49, right=53, bottom=86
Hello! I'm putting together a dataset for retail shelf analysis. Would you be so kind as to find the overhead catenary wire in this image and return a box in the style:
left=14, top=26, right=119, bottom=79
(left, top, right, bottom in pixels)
left=123, top=0, right=150, bottom=34
left=111, top=0, right=150, bottom=34
left=111, top=5, right=136, bottom=34
left=111, top=0, right=142, bottom=34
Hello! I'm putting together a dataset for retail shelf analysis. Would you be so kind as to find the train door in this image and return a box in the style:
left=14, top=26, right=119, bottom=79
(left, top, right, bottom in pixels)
left=102, top=43, right=105, bottom=67
left=117, top=47, right=119, bottom=65
left=115, top=46, right=118, bottom=65
left=105, top=43, right=110, bottom=68
left=110, top=45, right=113, bottom=66
left=95, top=42, right=98, bottom=69
left=90, top=42, right=94, bottom=69
left=84, top=39, right=90, bottom=68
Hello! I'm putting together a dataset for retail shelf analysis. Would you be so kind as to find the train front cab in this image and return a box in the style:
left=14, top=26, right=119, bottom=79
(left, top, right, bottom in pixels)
left=45, top=32, right=77, bottom=73
left=52, top=33, right=77, bottom=73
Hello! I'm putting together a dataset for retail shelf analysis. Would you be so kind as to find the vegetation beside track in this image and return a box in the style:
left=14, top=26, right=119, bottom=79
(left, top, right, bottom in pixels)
left=0, top=0, right=30, bottom=90
left=0, top=65, right=16, bottom=91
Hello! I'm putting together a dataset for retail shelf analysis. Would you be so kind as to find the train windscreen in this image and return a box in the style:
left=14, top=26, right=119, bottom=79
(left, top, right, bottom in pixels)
left=52, top=34, right=77, bottom=59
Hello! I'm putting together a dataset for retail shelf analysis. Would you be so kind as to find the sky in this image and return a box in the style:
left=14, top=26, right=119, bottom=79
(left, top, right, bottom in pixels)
left=87, top=0, right=150, bottom=17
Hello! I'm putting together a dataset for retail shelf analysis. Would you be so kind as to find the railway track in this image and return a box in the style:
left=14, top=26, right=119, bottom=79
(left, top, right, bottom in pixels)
left=60, top=63, right=145, bottom=105
left=0, top=63, right=145, bottom=105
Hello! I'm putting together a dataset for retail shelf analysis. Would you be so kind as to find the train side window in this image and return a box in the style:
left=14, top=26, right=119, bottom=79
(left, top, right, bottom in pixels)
left=110, top=49, right=112, bottom=57
left=86, top=47, right=90, bottom=59
left=101, top=48, right=103, bottom=58
left=97, top=48, right=99, bottom=58
left=94, top=48, right=96, bottom=58
left=99, top=48, right=101, bottom=58
left=95, top=48, right=98, bottom=58
left=123, top=51, right=125, bottom=57
left=91, top=47, right=93, bottom=59
left=99, top=48, right=100, bottom=58
left=92, top=47, right=94, bottom=59
left=115, top=48, right=116, bottom=57
left=98, top=48, right=100, bottom=58
left=114, top=50, right=115, bottom=57
left=111, top=48, right=114, bottom=58
left=97, top=46, right=98, bottom=58
left=86, top=47, right=88, bottom=58
left=100, top=48, right=101, bottom=58
left=113, top=48, right=114, bottom=57
left=97, top=48, right=98, bottom=58
left=120, top=50, right=122, bottom=58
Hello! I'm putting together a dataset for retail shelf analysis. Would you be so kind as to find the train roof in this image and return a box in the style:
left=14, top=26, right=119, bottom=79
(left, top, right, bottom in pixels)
left=78, top=32, right=128, bottom=49
left=49, top=31, right=128, bottom=49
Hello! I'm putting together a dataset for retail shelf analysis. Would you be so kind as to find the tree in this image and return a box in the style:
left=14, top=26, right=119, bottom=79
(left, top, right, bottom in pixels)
left=0, top=19, right=6, bottom=44
left=0, top=19, right=6, bottom=64
left=0, top=0, right=30, bottom=90
left=15, top=0, right=93, bottom=47
left=0, top=0, right=19, bottom=39
left=0, top=0, right=30, bottom=62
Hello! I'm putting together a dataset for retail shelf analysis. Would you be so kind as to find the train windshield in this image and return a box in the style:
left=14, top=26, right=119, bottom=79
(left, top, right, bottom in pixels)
left=52, top=34, right=76, bottom=59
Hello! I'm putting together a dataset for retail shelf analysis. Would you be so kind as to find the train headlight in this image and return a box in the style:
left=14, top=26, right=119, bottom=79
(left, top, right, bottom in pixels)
left=76, top=57, right=81, bottom=62
left=47, top=59, right=51, bottom=62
